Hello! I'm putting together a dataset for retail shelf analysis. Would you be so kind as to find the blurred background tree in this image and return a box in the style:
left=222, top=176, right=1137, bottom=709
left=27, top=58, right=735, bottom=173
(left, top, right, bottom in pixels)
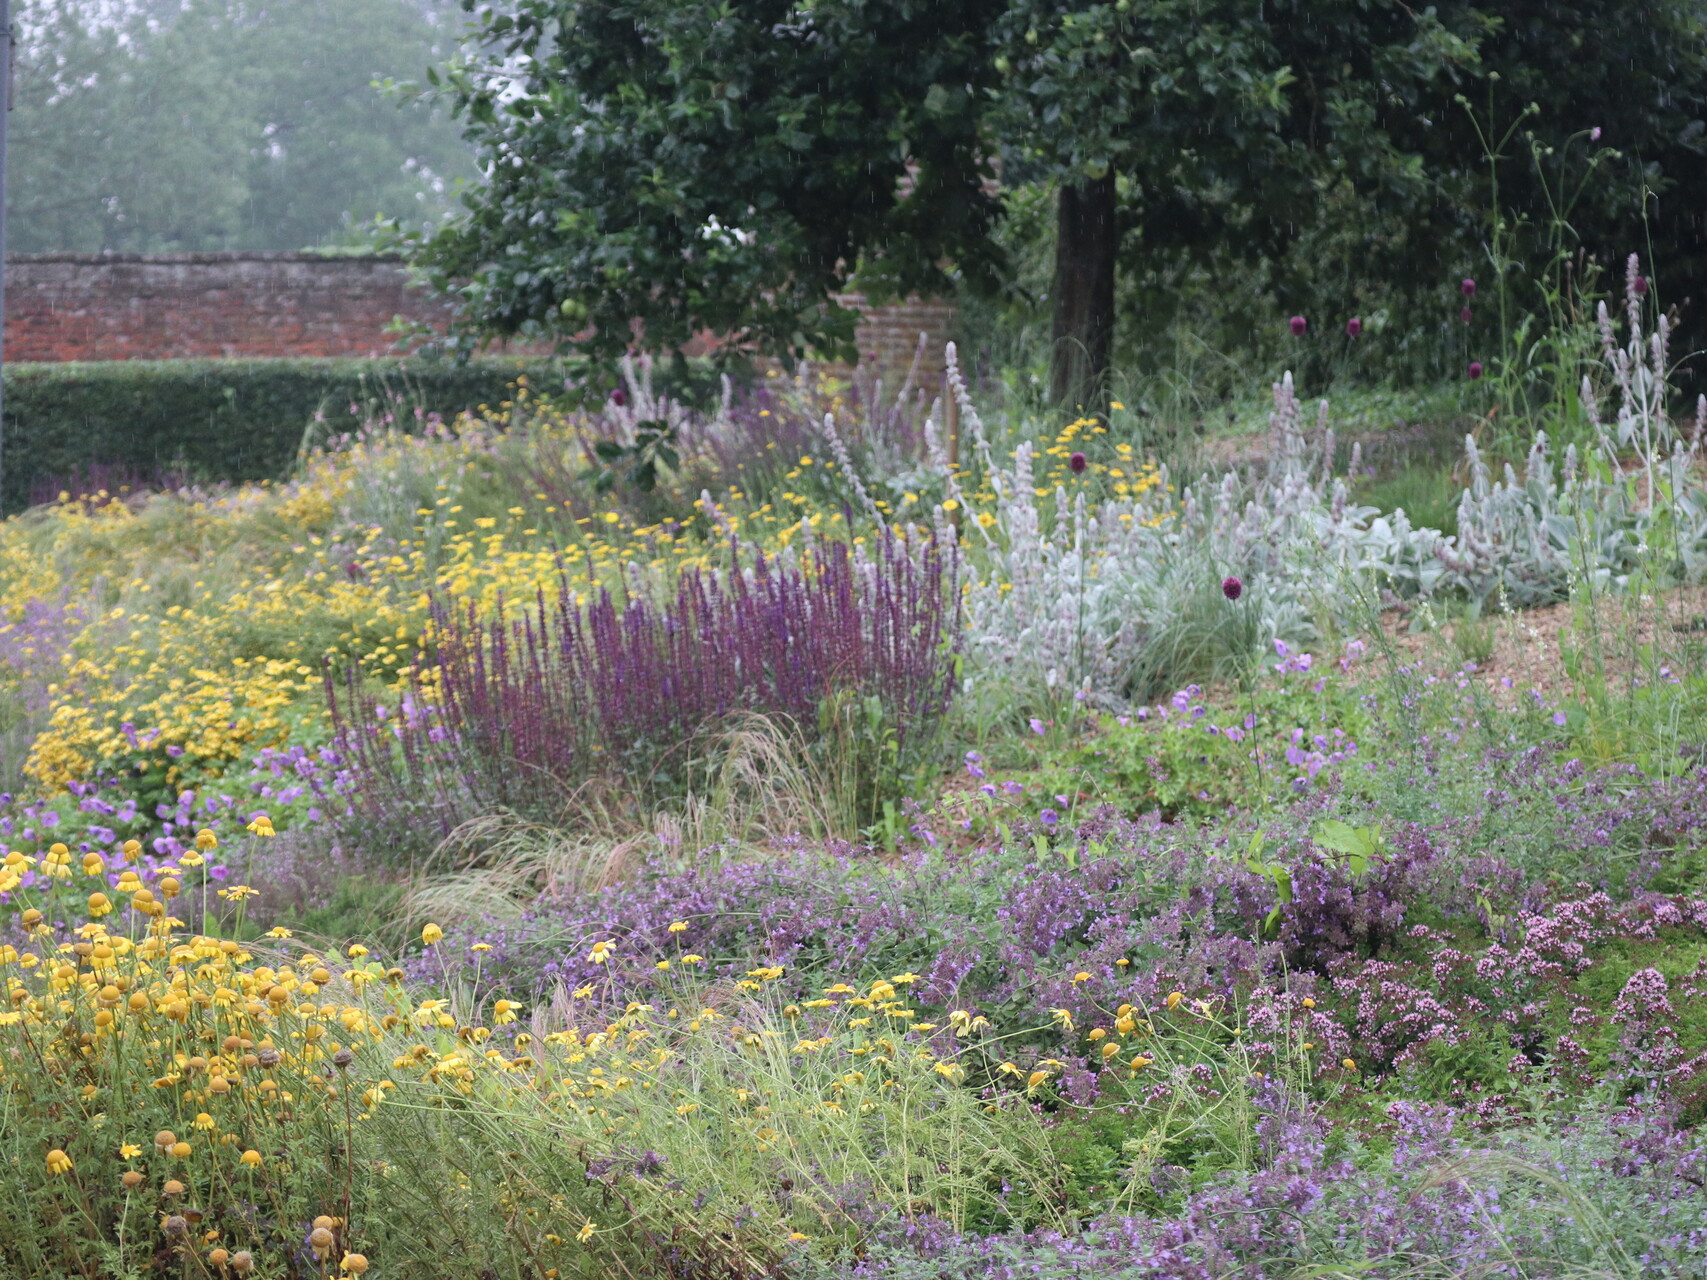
left=10, top=0, right=475, bottom=253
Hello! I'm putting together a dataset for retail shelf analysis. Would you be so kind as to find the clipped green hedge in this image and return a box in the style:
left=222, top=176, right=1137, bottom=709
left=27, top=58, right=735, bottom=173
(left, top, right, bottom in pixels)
left=0, top=357, right=571, bottom=512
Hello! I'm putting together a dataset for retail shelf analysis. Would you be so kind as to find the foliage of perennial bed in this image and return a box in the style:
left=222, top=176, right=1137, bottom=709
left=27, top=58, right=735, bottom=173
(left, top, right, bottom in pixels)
left=3, top=264, right=1707, bottom=1275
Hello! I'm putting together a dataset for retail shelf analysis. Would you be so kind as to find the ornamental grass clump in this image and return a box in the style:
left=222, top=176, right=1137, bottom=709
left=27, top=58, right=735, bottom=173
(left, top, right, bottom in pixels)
left=330, top=529, right=960, bottom=846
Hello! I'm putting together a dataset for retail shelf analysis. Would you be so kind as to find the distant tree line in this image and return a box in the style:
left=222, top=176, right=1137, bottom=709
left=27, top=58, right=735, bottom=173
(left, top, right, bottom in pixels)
left=11, top=0, right=475, bottom=255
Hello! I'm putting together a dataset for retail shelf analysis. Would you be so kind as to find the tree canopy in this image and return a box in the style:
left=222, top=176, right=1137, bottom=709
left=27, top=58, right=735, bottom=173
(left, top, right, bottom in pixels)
left=417, top=0, right=1707, bottom=398
left=412, top=0, right=1005, bottom=367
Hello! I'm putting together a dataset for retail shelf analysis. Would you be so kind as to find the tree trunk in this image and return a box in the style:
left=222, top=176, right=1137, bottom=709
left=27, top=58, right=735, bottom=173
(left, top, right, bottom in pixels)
left=1049, top=174, right=1117, bottom=412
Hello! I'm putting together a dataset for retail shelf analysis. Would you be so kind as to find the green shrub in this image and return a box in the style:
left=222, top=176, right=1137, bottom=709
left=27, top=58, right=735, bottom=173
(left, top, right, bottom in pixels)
left=0, top=357, right=572, bottom=512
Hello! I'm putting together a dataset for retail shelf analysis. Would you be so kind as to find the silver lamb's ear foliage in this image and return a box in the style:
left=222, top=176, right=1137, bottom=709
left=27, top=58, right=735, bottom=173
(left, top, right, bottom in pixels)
left=953, top=276, right=1707, bottom=716
left=818, top=412, right=884, bottom=528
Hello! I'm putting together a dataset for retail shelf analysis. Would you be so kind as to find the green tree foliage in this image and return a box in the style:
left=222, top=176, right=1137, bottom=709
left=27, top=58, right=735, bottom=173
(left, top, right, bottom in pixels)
left=11, top=0, right=476, bottom=253
left=419, top=0, right=1707, bottom=395
left=991, top=0, right=1485, bottom=404
left=409, top=0, right=1005, bottom=368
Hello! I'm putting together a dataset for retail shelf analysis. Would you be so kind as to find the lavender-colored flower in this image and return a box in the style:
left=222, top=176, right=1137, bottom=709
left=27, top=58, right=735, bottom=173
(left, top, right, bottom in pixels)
left=1288, top=315, right=1307, bottom=337
left=1029, top=718, right=1047, bottom=736
left=1221, top=575, right=1243, bottom=601
left=1068, top=452, right=1087, bottom=474
left=1468, top=361, right=1484, bottom=380
left=1039, top=808, right=1059, bottom=827
left=1345, top=317, right=1362, bottom=338
left=1590, top=125, right=1602, bottom=140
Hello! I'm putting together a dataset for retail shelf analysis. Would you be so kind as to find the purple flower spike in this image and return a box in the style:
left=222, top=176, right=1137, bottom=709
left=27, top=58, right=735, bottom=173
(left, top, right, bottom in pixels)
left=1460, top=278, right=1476, bottom=298
left=1468, top=361, right=1484, bottom=380
left=1221, top=576, right=1243, bottom=601
left=1288, top=315, right=1307, bottom=337
left=1345, top=317, right=1362, bottom=338
left=1069, top=451, right=1087, bottom=474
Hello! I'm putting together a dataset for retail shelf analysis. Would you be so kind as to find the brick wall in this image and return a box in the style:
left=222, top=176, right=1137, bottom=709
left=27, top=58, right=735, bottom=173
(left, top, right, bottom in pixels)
left=3, top=252, right=958, bottom=376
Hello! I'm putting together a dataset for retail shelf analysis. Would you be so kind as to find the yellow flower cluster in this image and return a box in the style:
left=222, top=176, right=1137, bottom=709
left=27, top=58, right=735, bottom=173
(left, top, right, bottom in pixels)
left=0, top=892, right=401, bottom=1270
left=0, top=886, right=1065, bottom=1273
left=2, top=385, right=1168, bottom=801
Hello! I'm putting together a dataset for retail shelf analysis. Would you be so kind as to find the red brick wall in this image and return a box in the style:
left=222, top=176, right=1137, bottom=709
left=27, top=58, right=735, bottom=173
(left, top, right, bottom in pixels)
left=4, top=253, right=454, bottom=362
left=3, top=252, right=958, bottom=375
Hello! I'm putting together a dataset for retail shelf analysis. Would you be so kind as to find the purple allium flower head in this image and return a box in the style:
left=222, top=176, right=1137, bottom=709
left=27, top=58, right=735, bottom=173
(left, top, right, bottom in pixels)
left=1221, top=575, right=1243, bottom=601
left=1590, top=125, right=1602, bottom=140
left=1460, top=305, right=1472, bottom=324
left=1460, top=277, right=1476, bottom=298
left=1634, top=275, right=1649, bottom=295
left=1069, top=451, right=1087, bottom=473
left=1345, top=317, right=1362, bottom=338
left=1288, top=315, right=1307, bottom=337
left=1468, top=361, right=1484, bottom=380
left=610, top=386, right=626, bottom=407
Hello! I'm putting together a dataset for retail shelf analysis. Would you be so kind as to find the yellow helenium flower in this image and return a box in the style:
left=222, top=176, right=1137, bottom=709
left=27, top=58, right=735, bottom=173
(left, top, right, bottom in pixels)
left=421, top=923, right=444, bottom=946
left=245, top=815, right=275, bottom=838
